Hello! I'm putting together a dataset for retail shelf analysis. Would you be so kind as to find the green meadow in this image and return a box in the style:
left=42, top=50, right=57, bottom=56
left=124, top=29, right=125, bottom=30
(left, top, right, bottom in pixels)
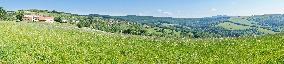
left=0, top=21, right=284, bottom=63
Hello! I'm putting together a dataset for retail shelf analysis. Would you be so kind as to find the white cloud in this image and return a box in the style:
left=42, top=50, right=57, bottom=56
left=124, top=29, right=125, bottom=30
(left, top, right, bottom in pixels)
left=157, top=9, right=173, bottom=15
left=138, top=12, right=144, bottom=16
left=157, top=9, right=163, bottom=12
left=162, top=12, right=173, bottom=15
left=211, top=8, right=218, bottom=12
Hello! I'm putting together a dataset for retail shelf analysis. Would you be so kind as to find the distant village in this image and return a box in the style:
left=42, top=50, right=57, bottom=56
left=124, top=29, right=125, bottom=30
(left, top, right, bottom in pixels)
left=15, top=10, right=78, bottom=23
left=22, top=14, right=55, bottom=23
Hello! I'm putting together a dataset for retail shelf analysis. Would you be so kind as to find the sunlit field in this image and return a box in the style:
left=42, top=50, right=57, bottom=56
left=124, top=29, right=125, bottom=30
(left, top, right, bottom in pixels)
left=0, top=21, right=284, bottom=63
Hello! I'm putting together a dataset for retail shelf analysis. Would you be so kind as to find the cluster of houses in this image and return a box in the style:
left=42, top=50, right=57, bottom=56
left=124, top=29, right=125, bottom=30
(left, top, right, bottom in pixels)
left=22, top=14, right=55, bottom=23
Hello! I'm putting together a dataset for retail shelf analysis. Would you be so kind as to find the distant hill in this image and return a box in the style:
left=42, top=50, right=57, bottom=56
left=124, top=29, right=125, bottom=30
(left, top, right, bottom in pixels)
left=1, top=8, right=284, bottom=38
left=109, top=15, right=284, bottom=37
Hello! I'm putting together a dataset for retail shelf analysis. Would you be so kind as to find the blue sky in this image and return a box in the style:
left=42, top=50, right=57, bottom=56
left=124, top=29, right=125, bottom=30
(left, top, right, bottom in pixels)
left=1, top=0, right=284, bottom=18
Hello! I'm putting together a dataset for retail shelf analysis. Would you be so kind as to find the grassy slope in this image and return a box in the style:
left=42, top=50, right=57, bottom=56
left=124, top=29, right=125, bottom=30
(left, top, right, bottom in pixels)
left=0, top=21, right=284, bottom=63
left=217, top=18, right=253, bottom=30
left=229, top=18, right=255, bottom=26
left=218, top=17, right=276, bottom=34
left=217, top=22, right=251, bottom=30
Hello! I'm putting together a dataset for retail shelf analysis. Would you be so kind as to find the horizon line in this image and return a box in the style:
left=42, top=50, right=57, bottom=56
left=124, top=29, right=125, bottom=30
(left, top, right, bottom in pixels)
left=5, top=8, right=284, bottom=18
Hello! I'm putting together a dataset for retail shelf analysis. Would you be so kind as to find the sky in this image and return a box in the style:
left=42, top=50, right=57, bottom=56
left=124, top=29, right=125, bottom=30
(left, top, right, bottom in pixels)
left=1, top=0, right=284, bottom=18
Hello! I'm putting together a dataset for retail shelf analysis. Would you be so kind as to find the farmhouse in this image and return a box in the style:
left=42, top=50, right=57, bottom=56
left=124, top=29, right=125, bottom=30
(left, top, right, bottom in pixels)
left=22, top=14, right=54, bottom=23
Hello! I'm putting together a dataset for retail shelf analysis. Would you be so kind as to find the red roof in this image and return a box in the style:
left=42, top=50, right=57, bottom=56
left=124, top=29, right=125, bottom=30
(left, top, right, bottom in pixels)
left=39, top=16, right=54, bottom=20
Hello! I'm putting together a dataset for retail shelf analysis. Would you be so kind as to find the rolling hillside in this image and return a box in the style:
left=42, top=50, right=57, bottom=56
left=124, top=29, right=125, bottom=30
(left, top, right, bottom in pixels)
left=217, top=17, right=277, bottom=34
left=3, top=9, right=284, bottom=38
left=0, top=21, right=284, bottom=63
left=111, top=15, right=284, bottom=37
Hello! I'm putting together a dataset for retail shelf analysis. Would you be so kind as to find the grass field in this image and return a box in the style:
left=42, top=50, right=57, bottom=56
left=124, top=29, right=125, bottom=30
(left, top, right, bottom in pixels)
left=0, top=21, right=284, bottom=63
left=258, top=28, right=276, bottom=34
left=229, top=18, right=255, bottom=26
left=217, top=22, right=251, bottom=30
left=218, top=17, right=277, bottom=34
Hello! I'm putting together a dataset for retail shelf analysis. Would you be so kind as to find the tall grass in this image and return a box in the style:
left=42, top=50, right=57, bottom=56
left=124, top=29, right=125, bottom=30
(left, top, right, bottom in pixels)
left=0, top=21, right=283, bottom=63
